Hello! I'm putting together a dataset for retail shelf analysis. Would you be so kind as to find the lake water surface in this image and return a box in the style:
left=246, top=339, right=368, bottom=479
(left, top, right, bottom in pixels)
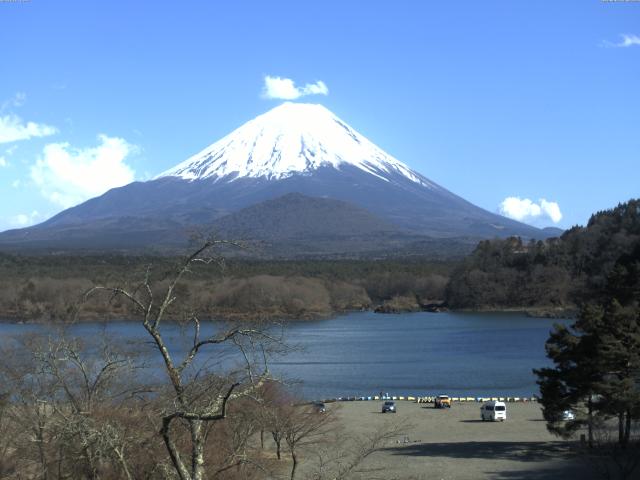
left=0, top=311, right=568, bottom=400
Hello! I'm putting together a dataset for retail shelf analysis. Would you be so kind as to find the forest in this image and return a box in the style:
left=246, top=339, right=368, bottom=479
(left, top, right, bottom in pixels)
left=0, top=254, right=452, bottom=321
left=446, top=199, right=640, bottom=313
left=0, top=199, right=638, bottom=322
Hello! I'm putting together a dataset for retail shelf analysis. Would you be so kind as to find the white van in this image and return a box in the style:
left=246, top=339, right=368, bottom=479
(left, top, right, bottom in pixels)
left=480, top=401, right=507, bottom=421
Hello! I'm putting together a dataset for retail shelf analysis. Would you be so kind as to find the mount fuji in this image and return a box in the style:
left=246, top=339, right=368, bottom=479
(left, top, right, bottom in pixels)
left=0, top=102, right=554, bottom=255
left=158, top=102, right=431, bottom=186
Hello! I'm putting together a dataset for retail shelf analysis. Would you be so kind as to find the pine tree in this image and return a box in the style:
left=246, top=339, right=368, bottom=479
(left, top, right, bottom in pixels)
left=592, top=300, right=640, bottom=447
left=534, top=309, right=602, bottom=445
left=535, top=242, right=640, bottom=448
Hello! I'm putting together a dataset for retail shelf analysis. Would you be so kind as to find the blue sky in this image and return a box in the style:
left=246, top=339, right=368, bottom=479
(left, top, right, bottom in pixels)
left=0, top=0, right=638, bottom=231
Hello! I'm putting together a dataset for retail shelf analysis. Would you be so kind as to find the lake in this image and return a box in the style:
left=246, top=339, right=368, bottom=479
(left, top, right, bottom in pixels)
left=0, top=311, right=568, bottom=400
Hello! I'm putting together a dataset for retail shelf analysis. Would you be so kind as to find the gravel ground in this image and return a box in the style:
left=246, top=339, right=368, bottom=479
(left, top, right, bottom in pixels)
left=324, top=400, right=596, bottom=480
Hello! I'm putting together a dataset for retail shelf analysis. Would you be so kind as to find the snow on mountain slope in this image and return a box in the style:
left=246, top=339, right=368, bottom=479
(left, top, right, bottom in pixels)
left=158, top=102, right=438, bottom=188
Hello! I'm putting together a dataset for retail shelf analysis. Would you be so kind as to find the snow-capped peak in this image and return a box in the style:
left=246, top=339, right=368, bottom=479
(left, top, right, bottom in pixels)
left=158, top=102, right=433, bottom=187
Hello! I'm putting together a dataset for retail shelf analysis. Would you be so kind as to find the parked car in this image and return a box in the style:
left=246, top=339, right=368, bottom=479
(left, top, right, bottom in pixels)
left=382, top=401, right=396, bottom=413
left=561, top=410, right=575, bottom=421
left=480, top=400, right=507, bottom=421
left=434, top=395, right=452, bottom=408
left=312, top=402, right=326, bottom=413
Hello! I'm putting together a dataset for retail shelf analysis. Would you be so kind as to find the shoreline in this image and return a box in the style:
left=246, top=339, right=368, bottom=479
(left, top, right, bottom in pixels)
left=0, top=305, right=576, bottom=324
left=455, top=305, right=577, bottom=319
left=310, top=395, right=539, bottom=404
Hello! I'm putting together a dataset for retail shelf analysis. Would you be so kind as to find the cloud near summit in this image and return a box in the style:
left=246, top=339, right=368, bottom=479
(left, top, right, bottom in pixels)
left=499, top=197, right=563, bottom=225
left=262, top=76, right=329, bottom=100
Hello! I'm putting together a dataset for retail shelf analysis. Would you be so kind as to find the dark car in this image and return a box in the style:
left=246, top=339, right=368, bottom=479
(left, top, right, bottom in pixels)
left=382, top=401, right=396, bottom=413
left=312, top=402, right=326, bottom=413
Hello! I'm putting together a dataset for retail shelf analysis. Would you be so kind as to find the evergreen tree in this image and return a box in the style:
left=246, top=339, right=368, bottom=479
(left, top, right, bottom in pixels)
left=535, top=243, right=640, bottom=448
left=592, top=300, right=640, bottom=447
left=534, top=309, right=602, bottom=445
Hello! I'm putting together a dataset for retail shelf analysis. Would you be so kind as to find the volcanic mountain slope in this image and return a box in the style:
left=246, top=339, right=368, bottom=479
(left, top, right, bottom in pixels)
left=0, top=102, right=553, bottom=254
left=211, top=192, right=398, bottom=240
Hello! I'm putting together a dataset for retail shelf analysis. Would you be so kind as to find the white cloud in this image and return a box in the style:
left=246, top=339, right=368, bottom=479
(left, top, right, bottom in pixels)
left=603, top=34, right=640, bottom=48
left=1, top=92, right=26, bottom=112
left=262, top=76, right=329, bottom=100
left=9, top=210, right=44, bottom=228
left=0, top=157, right=7, bottom=167
left=0, top=114, right=58, bottom=144
left=499, top=197, right=563, bottom=225
left=619, top=34, right=640, bottom=47
left=30, top=134, right=136, bottom=208
left=539, top=199, right=562, bottom=223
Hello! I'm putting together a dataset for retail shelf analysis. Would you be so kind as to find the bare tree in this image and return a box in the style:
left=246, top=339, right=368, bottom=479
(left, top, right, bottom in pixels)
left=283, top=404, right=335, bottom=480
left=310, top=420, right=410, bottom=480
left=0, top=331, right=151, bottom=480
left=85, top=240, right=281, bottom=480
left=0, top=391, right=18, bottom=478
left=258, top=387, right=289, bottom=461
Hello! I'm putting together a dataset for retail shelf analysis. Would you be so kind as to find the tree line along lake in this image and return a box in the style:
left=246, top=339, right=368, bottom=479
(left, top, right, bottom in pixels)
left=0, top=311, right=568, bottom=400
